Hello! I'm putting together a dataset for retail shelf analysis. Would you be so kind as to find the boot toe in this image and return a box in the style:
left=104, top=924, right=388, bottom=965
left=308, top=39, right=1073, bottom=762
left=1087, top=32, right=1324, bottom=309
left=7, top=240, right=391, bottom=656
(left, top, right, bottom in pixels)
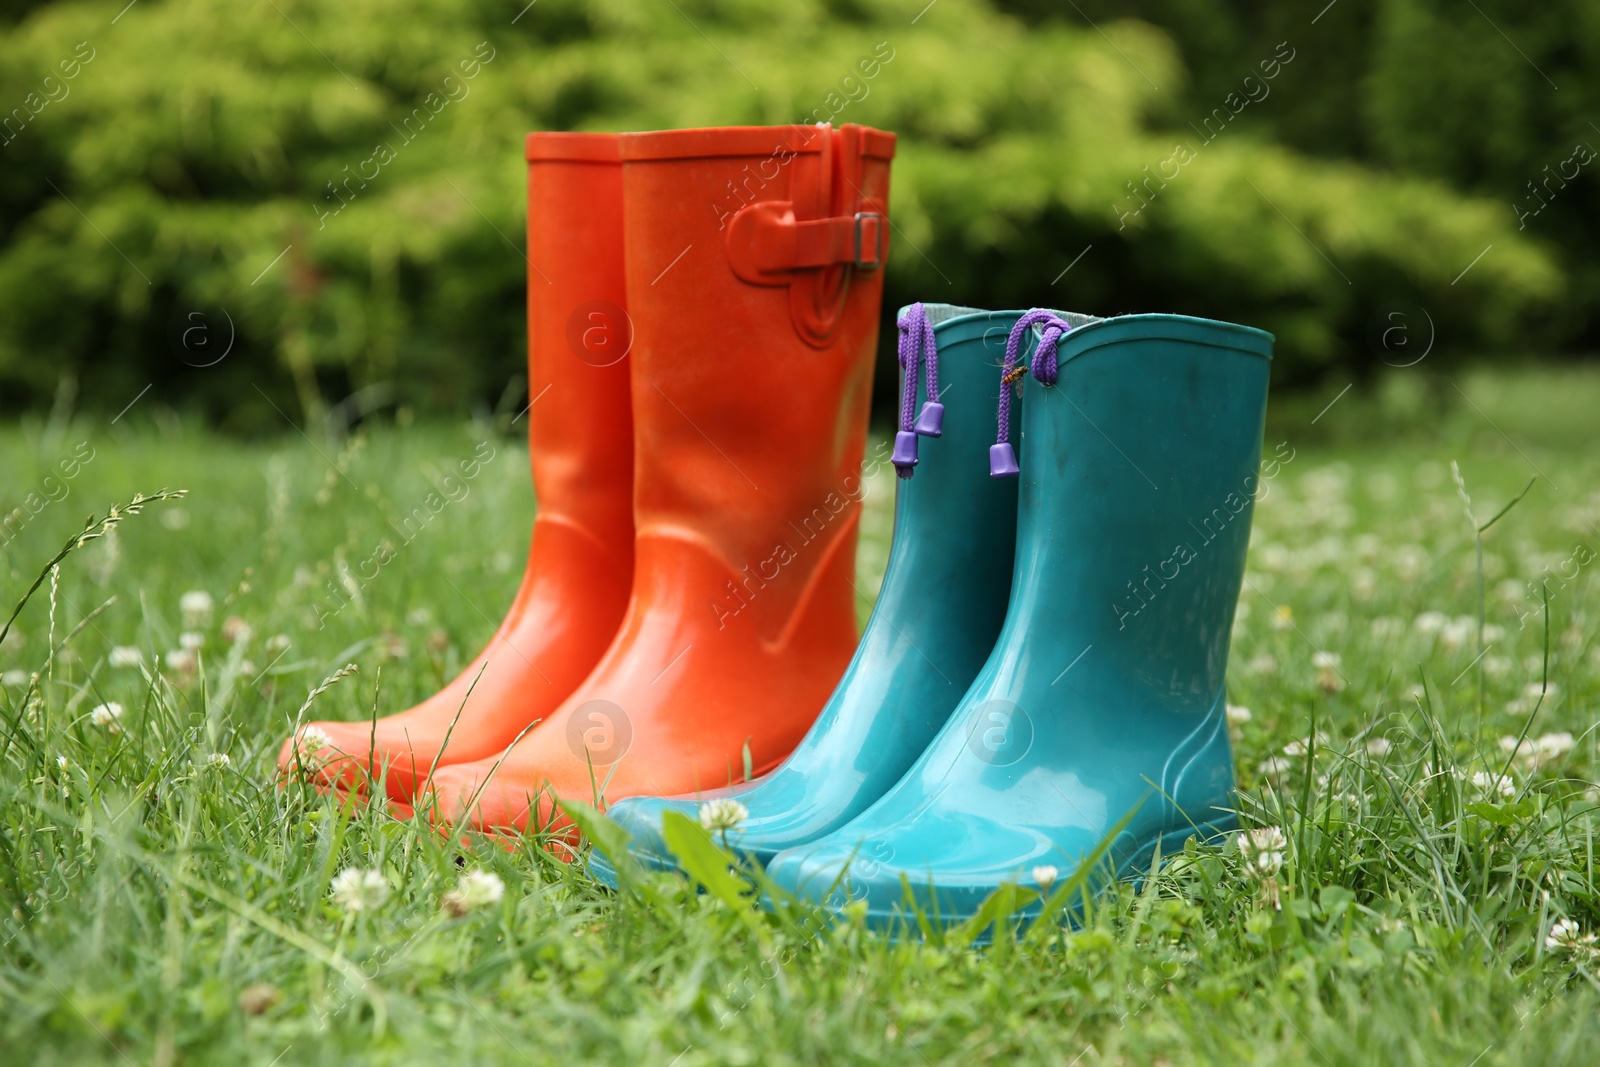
left=277, top=720, right=445, bottom=801
left=604, top=795, right=689, bottom=873
left=764, top=836, right=925, bottom=920
left=421, top=765, right=530, bottom=830
left=767, top=809, right=1102, bottom=929
left=607, top=792, right=800, bottom=875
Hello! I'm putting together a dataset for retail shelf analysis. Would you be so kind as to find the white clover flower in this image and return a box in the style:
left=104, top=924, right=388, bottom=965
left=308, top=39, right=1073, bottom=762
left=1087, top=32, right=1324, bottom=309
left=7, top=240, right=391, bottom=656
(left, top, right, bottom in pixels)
left=1351, top=568, right=1376, bottom=601
left=1237, top=827, right=1287, bottom=878
left=1414, top=611, right=1448, bottom=634
left=1225, top=704, right=1252, bottom=725
left=293, top=725, right=334, bottom=770
left=1032, top=865, right=1059, bottom=890
left=442, top=869, right=506, bottom=916
left=1438, top=617, right=1475, bottom=650
left=179, top=631, right=206, bottom=651
left=180, top=590, right=215, bottom=627
left=1282, top=739, right=1308, bottom=758
left=89, top=702, right=124, bottom=729
left=205, top=752, right=232, bottom=768
left=1245, top=653, right=1278, bottom=676
left=289, top=726, right=336, bottom=775
left=1491, top=579, right=1529, bottom=604
left=108, top=645, right=143, bottom=668
left=1312, top=651, right=1344, bottom=694
left=1501, top=732, right=1578, bottom=772
left=1545, top=917, right=1596, bottom=954
left=264, top=634, right=292, bottom=655
left=165, top=648, right=198, bottom=674
left=376, top=632, right=409, bottom=660
left=1257, top=756, right=1292, bottom=782
left=1535, top=732, right=1576, bottom=759
left=221, top=616, right=253, bottom=645
left=1546, top=917, right=1580, bottom=948
left=698, top=798, right=748, bottom=832
left=1368, top=616, right=1403, bottom=638
left=330, top=868, right=389, bottom=913
left=1469, top=771, right=1516, bottom=800
left=1, top=669, right=29, bottom=687
left=1495, top=578, right=1525, bottom=601
left=1365, top=737, right=1393, bottom=757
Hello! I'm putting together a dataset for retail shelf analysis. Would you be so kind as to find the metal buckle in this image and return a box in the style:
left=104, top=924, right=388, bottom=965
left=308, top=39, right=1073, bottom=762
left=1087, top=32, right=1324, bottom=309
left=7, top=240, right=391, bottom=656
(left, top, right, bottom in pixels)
left=852, top=211, right=886, bottom=270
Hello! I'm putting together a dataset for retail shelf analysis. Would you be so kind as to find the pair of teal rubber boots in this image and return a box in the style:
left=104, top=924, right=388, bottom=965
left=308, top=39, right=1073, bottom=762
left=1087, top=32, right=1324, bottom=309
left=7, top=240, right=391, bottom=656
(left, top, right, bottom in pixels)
left=590, top=305, right=1273, bottom=931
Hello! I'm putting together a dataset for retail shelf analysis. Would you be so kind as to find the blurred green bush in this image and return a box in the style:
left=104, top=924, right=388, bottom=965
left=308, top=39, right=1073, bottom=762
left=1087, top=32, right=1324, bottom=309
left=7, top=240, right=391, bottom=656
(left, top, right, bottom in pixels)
left=0, top=0, right=1573, bottom=429
left=1037, top=0, right=1600, bottom=346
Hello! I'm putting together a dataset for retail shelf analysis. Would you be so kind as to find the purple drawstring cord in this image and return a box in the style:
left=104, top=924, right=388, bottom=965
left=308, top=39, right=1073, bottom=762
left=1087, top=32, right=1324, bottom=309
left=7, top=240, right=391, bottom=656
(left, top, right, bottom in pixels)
left=990, top=309, right=1075, bottom=478
left=891, top=303, right=942, bottom=478
left=914, top=317, right=942, bottom=437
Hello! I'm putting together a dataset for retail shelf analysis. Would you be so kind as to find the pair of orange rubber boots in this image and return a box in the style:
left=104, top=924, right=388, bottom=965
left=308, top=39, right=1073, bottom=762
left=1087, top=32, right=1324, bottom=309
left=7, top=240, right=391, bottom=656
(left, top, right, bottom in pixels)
left=278, top=124, right=896, bottom=840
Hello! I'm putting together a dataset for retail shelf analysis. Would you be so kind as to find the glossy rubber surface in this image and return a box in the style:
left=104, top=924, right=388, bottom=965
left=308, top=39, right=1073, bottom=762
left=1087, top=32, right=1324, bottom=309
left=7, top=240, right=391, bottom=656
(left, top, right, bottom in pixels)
left=278, top=134, right=637, bottom=800
left=594, top=306, right=1051, bottom=883
left=422, top=124, right=897, bottom=836
left=766, top=313, right=1272, bottom=929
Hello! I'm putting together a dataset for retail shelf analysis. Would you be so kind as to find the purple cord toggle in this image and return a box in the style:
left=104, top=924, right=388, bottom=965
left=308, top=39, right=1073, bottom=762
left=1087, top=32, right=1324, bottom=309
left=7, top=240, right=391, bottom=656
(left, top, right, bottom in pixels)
left=991, top=309, right=1076, bottom=478
left=989, top=442, right=1019, bottom=478
left=892, top=430, right=920, bottom=471
left=894, top=302, right=942, bottom=478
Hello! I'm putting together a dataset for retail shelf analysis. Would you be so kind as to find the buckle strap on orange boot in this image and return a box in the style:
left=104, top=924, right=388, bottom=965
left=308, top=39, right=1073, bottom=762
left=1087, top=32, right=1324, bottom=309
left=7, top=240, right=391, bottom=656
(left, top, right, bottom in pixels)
left=727, top=206, right=887, bottom=273
left=723, top=124, right=893, bottom=347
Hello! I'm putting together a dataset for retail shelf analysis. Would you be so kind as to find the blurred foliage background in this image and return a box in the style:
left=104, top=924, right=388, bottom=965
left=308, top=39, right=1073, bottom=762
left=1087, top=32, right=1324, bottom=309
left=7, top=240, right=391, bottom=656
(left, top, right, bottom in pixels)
left=0, top=0, right=1593, bottom=431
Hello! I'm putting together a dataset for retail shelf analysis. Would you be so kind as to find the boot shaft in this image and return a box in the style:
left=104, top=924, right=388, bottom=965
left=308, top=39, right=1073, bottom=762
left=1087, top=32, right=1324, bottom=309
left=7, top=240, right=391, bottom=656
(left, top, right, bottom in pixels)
left=875, top=305, right=1028, bottom=687
left=524, top=133, right=634, bottom=545
left=1007, top=313, right=1272, bottom=725
left=616, top=124, right=895, bottom=634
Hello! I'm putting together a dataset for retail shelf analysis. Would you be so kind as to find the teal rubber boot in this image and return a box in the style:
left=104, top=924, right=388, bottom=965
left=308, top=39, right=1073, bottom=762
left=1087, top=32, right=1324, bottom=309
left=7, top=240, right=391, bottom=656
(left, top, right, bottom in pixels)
left=590, top=305, right=1098, bottom=886
left=765, top=311, right=1272, bottom=931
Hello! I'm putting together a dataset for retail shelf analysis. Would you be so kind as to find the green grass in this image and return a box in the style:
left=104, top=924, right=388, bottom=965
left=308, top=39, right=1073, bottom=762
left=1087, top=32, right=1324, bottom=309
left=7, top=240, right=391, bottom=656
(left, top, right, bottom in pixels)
left=3, top=365, right=1600, bottom=1066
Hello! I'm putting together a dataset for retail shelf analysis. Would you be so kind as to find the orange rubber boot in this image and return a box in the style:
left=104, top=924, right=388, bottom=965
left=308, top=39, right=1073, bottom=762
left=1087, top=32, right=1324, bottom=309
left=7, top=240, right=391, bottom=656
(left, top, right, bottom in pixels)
left=279, top=133, right=635, bottom=801
left=423, top=124, right=896, bottom=835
